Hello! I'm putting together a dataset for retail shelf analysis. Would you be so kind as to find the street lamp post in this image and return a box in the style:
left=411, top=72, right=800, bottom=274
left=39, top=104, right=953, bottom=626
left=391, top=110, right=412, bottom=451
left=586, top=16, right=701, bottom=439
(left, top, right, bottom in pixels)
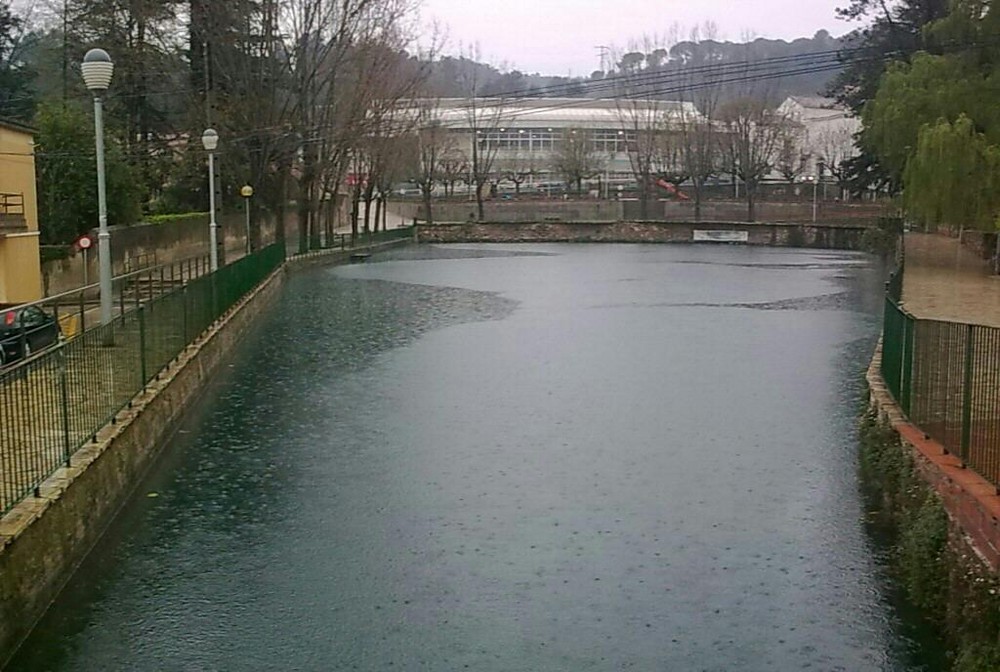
left=81, top=48, right=114, bottom=326
left=817, top=157, right=827, bottom=201
left=202, top=129, right=219, bottom=271
left=240, top=185, right=254, bottom=255
left=806, top=175, right=818, bottom=223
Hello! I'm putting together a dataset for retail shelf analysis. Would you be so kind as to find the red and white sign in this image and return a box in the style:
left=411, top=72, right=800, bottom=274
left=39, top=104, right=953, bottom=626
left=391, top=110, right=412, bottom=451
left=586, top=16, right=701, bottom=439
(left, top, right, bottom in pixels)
left=77, top=234, right=94, bottom=250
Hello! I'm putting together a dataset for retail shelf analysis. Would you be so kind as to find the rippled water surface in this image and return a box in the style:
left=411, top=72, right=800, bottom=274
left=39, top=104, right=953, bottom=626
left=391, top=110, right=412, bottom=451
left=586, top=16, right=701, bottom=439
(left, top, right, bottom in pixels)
left=10, top=244, right=939, bottom=671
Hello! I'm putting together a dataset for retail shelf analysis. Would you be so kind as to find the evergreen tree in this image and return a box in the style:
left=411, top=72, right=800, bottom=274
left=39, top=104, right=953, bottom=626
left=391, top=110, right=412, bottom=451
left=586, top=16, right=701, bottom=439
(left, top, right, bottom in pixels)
left=34, top=103, right=141, bottom=244
left=0, top=1, right=34, bottom=121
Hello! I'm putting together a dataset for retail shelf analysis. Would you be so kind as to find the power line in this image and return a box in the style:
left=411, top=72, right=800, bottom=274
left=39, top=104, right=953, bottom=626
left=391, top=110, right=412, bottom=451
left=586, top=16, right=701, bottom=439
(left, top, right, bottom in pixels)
left=9, top=34, right=998, bottom=161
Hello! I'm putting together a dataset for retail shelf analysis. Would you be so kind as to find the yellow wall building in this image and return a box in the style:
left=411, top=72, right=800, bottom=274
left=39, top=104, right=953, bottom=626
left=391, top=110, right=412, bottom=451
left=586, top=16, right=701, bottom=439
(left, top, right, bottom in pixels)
left=0, top=118, right=42, bottom=304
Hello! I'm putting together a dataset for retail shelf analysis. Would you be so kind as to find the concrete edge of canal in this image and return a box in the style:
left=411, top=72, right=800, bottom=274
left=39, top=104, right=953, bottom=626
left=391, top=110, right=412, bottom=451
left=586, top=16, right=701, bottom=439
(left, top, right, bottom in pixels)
left=0, top=235, right=415, bottom=667
left=0, top=264, right=286, bottom=667
left=865, top=342, right=1000, bottom=668
left=866, top=342, right=1000, bottom=572
left=416, top=220, right=873, bottom=249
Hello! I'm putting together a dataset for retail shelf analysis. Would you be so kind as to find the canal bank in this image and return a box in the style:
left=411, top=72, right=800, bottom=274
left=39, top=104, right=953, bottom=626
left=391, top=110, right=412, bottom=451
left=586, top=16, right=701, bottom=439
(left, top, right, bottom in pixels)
left=863, top=232, right=1000, bottom=670
left=864, top=356, right=1000, bottom=671
left=416, top=220, right=873, bottom=250
left=0, top=261, right=287, bottom=667
left=6, top=243, right=942, bottom=670
left=0, top=235, right=412, bottom=667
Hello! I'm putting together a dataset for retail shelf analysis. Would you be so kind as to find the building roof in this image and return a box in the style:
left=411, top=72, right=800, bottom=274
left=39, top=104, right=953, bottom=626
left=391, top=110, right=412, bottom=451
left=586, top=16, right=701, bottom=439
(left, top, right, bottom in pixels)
left=424, top=97, right=702, bottom=130
left=0, top=117, right=36, bottom=135
left=786, top=96, right=840, bottom=110
left=779, top=96, right=855, bottom=124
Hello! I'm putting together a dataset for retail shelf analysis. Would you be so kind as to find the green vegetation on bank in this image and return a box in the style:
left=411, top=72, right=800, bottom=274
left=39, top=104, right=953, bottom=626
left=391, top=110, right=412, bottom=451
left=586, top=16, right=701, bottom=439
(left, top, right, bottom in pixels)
left=145, top=212, right=209, bottom=225
left=34, top=103, right=141, bottom=245
left=857, top=0, right=1000, bottom=232
left=859, top=407, right=1000, bottom=671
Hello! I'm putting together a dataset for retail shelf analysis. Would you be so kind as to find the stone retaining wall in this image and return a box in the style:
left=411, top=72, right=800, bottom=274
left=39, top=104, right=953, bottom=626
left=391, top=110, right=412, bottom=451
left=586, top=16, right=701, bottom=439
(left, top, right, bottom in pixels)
left=0, top=236, right=415, bottom=665
left=411, top=199, right=886, bottom=225
left=0, top=265, right=286, bottom=666
left=867, top=342, right=1000, bottom=570
left=41, top=211, right=293, bottom=297
left=416, top=221, right=870, bottom=250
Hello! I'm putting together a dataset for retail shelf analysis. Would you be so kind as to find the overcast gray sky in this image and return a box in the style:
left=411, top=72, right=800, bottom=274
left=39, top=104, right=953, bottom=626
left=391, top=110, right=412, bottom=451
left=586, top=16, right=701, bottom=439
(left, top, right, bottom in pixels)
left=420, top=0, right=854, bottom=76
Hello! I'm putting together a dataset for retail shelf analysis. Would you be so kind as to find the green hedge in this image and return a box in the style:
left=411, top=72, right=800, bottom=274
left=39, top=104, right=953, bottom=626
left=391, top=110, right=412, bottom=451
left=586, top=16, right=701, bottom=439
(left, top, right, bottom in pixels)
left=145, top=212, right=209, bottom=225
left=39, top=245, right=72, bottom=264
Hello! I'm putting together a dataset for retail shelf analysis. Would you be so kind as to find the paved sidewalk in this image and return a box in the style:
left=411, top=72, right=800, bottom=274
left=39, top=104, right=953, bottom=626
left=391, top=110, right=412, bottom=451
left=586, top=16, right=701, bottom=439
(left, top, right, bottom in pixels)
left=902, top=232, right=1000, bottom=327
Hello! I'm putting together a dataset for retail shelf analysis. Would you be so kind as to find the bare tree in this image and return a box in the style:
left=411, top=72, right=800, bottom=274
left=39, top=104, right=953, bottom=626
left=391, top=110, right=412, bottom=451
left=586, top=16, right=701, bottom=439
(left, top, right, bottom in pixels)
left=671, top=29, right=724, bottom=221
left=501, top=144, right=536, bottom=197
left=282, top=0, right=426, bottom=250
left=612, top=38, right=682, bottom=219
left=816, top=125, right=857, bottom=200
left=409, top=97, right=450, bottom=224
left=550, top=128, right=606, bottom=195
left=437, top=148, right=468, bottom=197
left=775, top=130, right=810, bottom=184
left=458, top=47, right=508, bottom=221
left=718, top=98, right=790, bottom=221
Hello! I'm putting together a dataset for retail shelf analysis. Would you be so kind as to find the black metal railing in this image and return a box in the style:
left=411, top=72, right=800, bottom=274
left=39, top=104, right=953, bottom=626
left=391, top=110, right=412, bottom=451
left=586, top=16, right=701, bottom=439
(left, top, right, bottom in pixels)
left=0, top=243, right=285, bottom=514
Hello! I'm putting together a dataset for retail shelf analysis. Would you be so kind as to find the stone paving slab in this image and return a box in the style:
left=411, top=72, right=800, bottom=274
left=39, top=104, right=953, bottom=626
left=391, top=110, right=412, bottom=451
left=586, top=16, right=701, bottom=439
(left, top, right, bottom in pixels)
left=902, top=232, right=1000, bottom=327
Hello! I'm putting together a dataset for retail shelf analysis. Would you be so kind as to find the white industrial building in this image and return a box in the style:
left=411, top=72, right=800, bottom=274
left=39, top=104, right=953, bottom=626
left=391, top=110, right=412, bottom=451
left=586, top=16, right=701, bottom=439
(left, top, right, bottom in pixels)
left=398, top=96, right=858, bottom=195
left=424, top=97, right=703, bottom=188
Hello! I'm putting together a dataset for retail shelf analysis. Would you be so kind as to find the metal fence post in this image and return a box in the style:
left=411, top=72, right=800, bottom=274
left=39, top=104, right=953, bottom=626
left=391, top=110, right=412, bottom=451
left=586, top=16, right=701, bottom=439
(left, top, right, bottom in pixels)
left=901, top=315, right=915, bottom=415
left=138, top=303, right=148, bottom=387
left=961, top=324, right=974, bottom=462
left=182, top=284, right=189, bottom=345
left=79, top=290, right=86, bottom=333
left=60, top=347, right=71, bottom=466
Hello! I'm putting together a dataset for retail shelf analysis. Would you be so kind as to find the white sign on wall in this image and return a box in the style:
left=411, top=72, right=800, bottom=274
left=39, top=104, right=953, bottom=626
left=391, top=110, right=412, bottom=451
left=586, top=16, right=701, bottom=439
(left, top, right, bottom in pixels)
left=693, top=230, right=749, bottom=243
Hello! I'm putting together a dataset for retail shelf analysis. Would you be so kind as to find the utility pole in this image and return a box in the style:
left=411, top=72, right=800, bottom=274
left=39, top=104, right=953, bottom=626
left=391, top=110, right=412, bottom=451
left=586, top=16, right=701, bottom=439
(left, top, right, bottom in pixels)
left=595, top=45, right=611, bottom=76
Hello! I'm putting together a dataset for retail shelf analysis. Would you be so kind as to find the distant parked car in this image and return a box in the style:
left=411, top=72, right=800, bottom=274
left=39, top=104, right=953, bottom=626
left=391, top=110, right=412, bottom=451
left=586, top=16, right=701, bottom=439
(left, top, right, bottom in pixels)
left=0, top=305, right=61, bottom=367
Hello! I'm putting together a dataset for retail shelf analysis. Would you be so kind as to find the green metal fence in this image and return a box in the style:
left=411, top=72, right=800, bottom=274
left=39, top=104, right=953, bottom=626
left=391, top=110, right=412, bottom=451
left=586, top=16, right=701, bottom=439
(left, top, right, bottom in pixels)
left=298, top=226, right=415, bottom=255
left=0, top=242, right=285, bottom=514
left=881, top=295, right=1000, bottom=489
left=881, top=297, right=914, bottom=413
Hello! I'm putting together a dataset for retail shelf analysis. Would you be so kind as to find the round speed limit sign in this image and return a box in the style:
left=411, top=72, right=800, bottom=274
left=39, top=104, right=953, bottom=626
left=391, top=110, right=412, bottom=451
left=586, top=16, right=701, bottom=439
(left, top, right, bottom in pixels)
left=78, top=235, right=94, bottom=250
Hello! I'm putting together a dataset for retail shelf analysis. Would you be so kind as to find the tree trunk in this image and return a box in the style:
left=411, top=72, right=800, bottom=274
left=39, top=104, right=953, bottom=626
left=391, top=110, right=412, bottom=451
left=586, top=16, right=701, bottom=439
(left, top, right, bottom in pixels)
left=276, top=176, right=287, bottom=248
left=422, top=190, right=434, bottom=225
left=374, top=197, right=382, bottom=233
left=476, top=182, right=485, bottom=221
left=363, top=186, right=374, bottom=233
left=297, top=195, right=310, bottom=254
left=351, top=185, right=361, bottom=242
left=746, top=186, right=756, bottom=223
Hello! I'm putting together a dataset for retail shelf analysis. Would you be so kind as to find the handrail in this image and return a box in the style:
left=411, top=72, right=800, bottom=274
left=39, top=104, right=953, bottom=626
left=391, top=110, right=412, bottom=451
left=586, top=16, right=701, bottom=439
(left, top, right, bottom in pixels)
left=0, top=243, right=286, bottom=515
left=0, top=192, right=25, bottom=215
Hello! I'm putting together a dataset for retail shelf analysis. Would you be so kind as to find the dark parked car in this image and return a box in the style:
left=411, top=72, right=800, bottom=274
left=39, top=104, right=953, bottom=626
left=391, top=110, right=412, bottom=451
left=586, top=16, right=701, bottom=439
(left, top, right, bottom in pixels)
left=0, top=305, right=61, bottom=367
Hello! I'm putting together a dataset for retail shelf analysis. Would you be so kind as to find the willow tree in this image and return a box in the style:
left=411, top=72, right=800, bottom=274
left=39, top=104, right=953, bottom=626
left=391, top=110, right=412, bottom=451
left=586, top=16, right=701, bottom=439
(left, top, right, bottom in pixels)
left=860, top=53, right=978, bottom=186
left=904, top=115, right=1000, bottom=235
